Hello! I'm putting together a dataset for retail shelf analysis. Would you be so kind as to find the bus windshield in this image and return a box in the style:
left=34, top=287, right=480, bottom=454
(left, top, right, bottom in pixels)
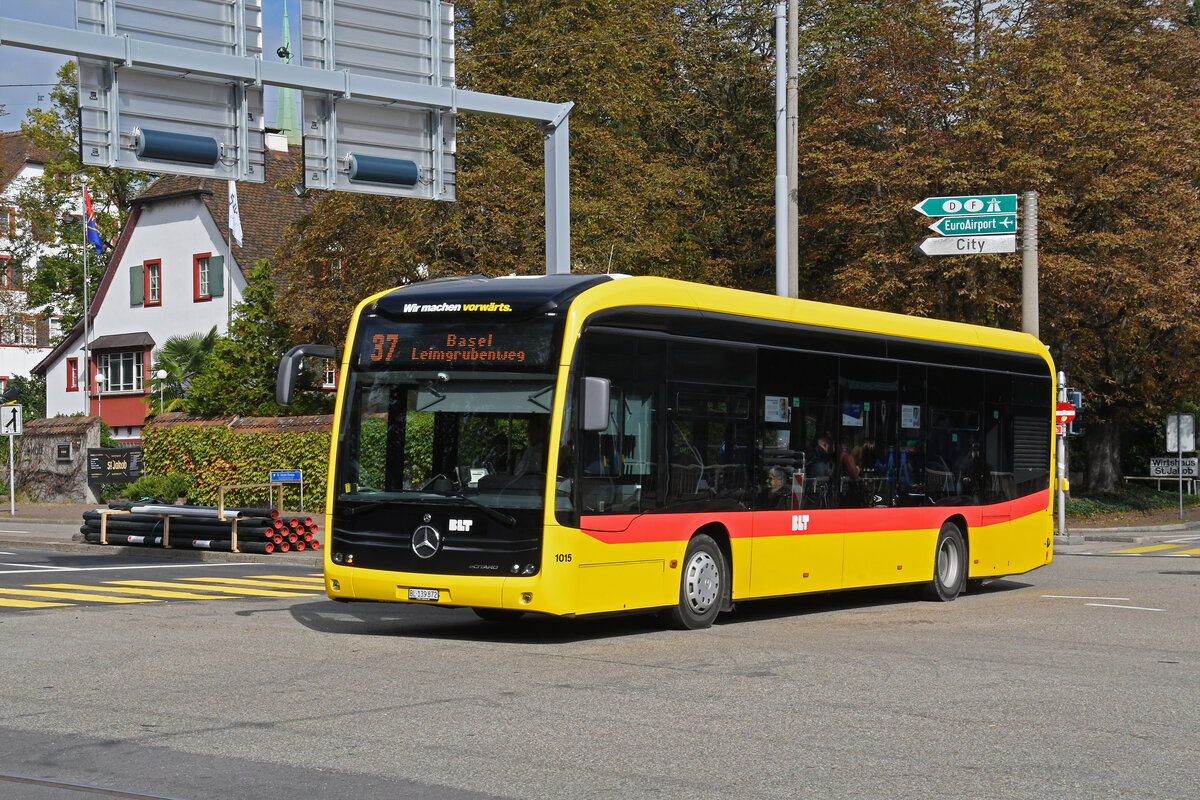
left=335, top=368, right=557, bottom=516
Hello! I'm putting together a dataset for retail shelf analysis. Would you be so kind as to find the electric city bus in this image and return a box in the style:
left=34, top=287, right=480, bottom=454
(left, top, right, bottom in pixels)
left=277, top=274, right=1055, bottom=629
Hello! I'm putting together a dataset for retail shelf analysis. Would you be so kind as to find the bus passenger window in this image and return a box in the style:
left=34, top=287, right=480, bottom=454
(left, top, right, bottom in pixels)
left=576, top=333, right=664, bottom=515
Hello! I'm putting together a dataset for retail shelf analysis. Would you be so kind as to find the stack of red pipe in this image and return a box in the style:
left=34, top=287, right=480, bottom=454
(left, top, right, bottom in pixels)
left=258, top=511, right=323, bottom=554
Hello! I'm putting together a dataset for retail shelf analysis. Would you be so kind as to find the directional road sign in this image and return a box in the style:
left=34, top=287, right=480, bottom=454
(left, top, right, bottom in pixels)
left=913, top=194, right=1018, bottom=217
left=928, top=213, right=1018, bottom=236
left=917, top=234, right=1016, bottom=256
left=1, top=404, right=22, bottom=436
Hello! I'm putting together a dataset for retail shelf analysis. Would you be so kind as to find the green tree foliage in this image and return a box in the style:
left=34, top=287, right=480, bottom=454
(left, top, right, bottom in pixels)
left=275, top=1, right=778, bottom=345
left=17, top=61, right=155, bottom=328
left=227, top=0, right=1200, bottom=491
left=186, top=260, right=332, bottom=416
left=793, top=0, right=1200, bottom=490
left=5, top=375, right=46, bottom=421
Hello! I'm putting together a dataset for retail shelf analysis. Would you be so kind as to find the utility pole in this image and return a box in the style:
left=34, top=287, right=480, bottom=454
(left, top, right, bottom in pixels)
left=787, top=0, right=799, bottom=298
left=774, top=4, right=788, bottom=297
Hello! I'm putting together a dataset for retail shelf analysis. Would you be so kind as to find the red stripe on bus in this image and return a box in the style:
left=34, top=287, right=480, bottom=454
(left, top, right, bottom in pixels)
left=580, top=490, right=1051, bottom=545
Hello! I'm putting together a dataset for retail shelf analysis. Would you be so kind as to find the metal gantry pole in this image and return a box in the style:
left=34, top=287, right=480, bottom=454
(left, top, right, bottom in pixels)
left=1022, top=191, right=1039, bottom=337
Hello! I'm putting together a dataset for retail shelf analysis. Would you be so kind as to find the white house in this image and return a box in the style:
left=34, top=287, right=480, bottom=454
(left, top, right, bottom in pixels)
left=33, top=135, right=309, bottom=443
left=0, top=130, right=66, bottom=393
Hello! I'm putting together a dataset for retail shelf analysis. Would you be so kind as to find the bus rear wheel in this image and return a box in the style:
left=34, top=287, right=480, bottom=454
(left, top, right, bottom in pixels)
left=924, top=521, right=966, bottom=602
left=664, top=534, right=726, bottom=630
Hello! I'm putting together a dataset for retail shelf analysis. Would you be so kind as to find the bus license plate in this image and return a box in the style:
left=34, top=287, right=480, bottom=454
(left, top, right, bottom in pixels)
left=408, top=587, right=440, bottom=601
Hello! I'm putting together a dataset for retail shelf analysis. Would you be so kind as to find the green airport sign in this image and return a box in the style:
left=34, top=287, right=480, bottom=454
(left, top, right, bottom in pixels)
left=913, top=194, right=1018, bottom=217
left=928, top=213, right=1018, bottom=236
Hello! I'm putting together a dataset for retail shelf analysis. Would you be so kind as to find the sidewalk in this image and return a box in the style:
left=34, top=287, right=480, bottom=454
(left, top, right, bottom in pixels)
left=0, top=501, right=323, bottom=564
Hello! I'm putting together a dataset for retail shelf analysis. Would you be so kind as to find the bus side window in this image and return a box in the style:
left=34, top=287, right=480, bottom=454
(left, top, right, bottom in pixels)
left=577, top=332, right=664, bottom=514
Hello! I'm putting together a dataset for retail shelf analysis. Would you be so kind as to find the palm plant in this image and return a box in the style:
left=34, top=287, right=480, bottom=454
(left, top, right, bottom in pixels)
left=150, top=326, right=218, bottom=411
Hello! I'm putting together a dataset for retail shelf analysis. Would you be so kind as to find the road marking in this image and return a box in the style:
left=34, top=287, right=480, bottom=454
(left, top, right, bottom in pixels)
left=1042, top=595, right=1130, bottom=601
left=109, top=580, right=316, bottom=598
left=0, top=597, right=70, bottom=608
left=256, top=574, right=325, bottom=584
left=1085, top=603, right=1164, bottom=612
left=178, top=576, right=325, bottom=590
left=0, top=562, right=243, bottom=576
left=33, top=583, right=241, bottom=600
left=1110, top=544, right=1178, bottom=554
left=0, top=587, right=154, bottom=604
left=0, top=562, right=74, bottom=571
left=1174, top=548, right=1200, bottom=555
left=0, top=571, right=322, bottom=611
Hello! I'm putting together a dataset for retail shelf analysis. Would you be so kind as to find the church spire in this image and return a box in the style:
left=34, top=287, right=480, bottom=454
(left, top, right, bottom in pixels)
left=276, top=4, right=301, bottom=146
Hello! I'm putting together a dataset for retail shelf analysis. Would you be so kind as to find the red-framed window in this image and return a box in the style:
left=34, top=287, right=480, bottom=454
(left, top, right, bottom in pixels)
left=96, top=350, right=146, bottom=394
left=144, top=259, right=162, bottom=306
left=194, top=252, right=212, bottom=302
left=192, top=253, right=224, bottom=302
left=66, top=357, right=79, bottom=392
left=0, top=255, right=18, bottom=290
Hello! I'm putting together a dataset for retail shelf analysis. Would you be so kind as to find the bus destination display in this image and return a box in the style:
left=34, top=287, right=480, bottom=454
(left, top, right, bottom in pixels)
left=356, top=321, right=557, bottom=370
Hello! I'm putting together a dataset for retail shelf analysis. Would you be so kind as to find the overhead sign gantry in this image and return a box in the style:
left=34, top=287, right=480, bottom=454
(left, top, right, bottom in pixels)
left=0, top=0, right=573, bottom=272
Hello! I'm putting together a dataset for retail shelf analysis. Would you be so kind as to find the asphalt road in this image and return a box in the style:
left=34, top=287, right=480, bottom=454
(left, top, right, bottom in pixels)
left=0, top=544, right=1197, bottom=799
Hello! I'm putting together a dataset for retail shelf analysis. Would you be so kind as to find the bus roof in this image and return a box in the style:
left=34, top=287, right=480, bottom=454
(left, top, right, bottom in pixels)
left=359, top=273, right=1050, bottom=365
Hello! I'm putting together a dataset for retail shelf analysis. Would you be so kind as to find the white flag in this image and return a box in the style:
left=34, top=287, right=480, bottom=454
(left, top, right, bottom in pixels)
left=228, top=180, right=243, bottom=247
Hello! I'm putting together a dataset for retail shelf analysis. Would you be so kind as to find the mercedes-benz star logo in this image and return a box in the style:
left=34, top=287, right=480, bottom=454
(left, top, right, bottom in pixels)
left=411, top=525, right=442, bottom=559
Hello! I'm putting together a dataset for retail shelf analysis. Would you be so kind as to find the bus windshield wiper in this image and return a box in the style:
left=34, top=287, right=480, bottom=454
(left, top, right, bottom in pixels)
left=338, top=491, right=517, bottom=528
left=446, top=490, right=518, bottom=528
left=338, top=496, right=410, bottom=518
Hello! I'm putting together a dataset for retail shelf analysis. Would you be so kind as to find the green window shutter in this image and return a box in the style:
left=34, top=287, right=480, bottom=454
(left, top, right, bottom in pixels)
left=130, top=265, right=144, bottom=305
left=208, top=256, right=224, bottom=297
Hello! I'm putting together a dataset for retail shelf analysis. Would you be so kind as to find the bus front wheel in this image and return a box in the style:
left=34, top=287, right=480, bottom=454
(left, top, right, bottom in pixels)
left=924, top=521, right=966, bottom=602
left=664, top=534, right=726, bottom=630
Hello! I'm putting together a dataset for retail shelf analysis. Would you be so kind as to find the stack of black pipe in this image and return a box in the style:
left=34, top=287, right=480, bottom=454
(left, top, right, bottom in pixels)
left=80, top=502, right=322, bottom=554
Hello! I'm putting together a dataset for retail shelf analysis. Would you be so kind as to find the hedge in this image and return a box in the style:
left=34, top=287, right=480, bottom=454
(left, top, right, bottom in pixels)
left=141, top=417, right=332, bottom=509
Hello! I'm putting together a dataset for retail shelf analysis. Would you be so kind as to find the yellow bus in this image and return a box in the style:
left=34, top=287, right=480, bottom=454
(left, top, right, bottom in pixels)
left=278, top=275, right=1055, bottom=629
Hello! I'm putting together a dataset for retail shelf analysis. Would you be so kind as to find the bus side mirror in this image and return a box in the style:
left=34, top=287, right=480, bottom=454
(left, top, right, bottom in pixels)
left=581, top=377, right=610, bottom=432
left=276, top=344, right=339, bottom=405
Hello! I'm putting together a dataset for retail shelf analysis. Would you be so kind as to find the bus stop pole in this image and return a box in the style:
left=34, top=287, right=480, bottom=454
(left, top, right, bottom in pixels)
left=1057, top=371, right=1066, bottom=539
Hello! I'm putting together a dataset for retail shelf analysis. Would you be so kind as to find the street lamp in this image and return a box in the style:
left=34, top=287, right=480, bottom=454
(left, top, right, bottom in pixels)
left=156, top=369, right=168, bottom=413
left=94, top=373, right=104, bottom=419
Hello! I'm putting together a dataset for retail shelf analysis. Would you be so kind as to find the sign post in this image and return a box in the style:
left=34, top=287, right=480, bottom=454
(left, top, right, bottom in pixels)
left=1166, top=413, right=1195, bottom=520
left=269, top=469, right=304, bottom=513
left=2, top=404, right=21, bottom=516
